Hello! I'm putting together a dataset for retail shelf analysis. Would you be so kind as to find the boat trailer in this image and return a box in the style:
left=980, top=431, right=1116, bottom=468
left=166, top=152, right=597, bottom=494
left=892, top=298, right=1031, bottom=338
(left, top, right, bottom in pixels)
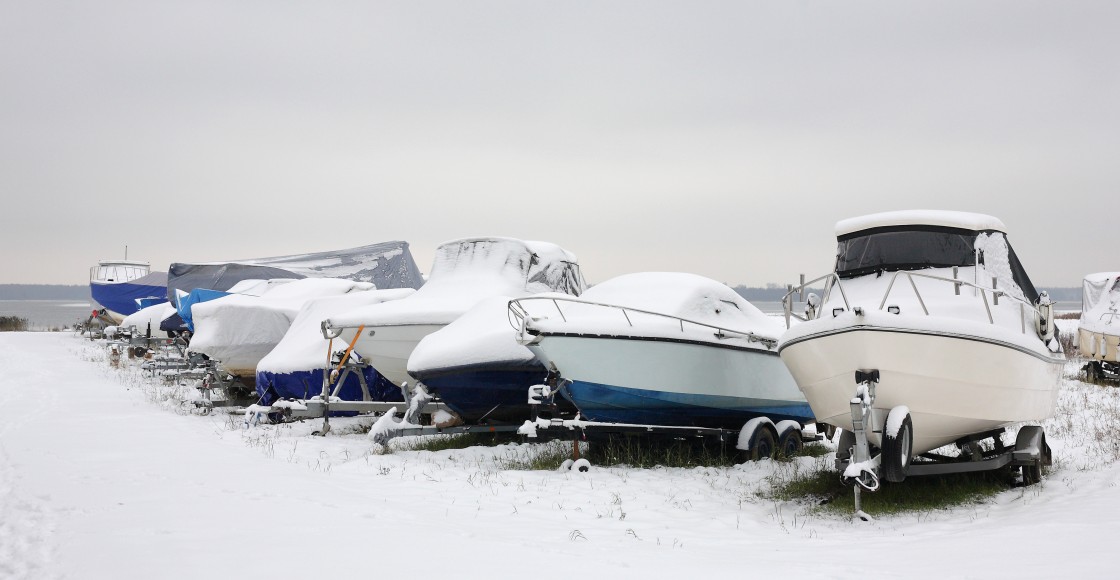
left=838, top=369, right=1052, bottom=522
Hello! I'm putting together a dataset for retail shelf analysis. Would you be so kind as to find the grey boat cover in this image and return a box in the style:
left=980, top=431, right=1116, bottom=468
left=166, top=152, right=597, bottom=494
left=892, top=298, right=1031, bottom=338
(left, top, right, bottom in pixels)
left=166, top=241, right=424, bottom=301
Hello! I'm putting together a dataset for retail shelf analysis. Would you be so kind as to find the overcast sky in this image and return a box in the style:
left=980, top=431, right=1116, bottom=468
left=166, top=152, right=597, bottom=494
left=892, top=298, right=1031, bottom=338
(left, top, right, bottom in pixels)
left=2, top=1, right=1116, bottom=288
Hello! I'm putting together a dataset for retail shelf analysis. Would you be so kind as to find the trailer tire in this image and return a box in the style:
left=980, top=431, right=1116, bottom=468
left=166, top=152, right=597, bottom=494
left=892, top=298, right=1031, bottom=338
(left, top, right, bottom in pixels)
left=746, top=424, right=778, bottom=461
left=881, top=408, right=912, bottom=483
left=776, top=422, right=803, bottom=458
left=1088, top=361, right=1105, bottom=383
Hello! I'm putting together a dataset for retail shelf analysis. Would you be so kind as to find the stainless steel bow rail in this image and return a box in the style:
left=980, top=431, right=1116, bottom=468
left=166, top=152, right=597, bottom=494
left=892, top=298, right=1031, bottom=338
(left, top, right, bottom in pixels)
left=782, top=269, right=1055, bottom=341
left=507, top=296, right=778, bottom=349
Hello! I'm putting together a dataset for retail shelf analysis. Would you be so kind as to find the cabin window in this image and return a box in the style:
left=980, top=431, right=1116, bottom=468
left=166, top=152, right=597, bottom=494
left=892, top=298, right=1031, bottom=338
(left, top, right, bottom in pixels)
left=835, top=227, right=978, bottom=278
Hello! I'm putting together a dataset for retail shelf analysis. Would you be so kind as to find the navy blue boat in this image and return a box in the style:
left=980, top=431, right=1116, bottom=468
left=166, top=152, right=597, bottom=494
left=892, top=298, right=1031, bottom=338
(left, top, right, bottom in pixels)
left=89, top=259, right=167, bottom=323
left=407, top=296, right=579, bottom=424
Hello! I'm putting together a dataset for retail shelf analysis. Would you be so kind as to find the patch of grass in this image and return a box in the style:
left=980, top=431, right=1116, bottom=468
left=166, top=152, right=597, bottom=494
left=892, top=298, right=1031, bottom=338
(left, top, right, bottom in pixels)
left=794, top=442, right=832, bottom=459
left=0, top=316, right=29, bottom=331
left=498, top=440, right=576, bottom=471
left=585, top=435, right=741, bottom=468
left=762, top=458, right=1018, bottom=517
left=393, top=431, right=521, bottom=452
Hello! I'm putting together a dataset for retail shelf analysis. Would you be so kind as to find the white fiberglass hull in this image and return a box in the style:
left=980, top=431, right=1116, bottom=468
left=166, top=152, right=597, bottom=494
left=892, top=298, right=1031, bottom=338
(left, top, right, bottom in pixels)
left=779, top=322, right=1063, bottom=455
left=528, top=335, right=812, bottom=428
left=341, top=324, right=446, bottom=388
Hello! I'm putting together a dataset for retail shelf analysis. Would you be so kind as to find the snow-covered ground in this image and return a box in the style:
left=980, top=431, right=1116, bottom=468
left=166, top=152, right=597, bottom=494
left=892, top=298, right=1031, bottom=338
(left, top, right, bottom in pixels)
left=2, top=329, right=1118, bottom=579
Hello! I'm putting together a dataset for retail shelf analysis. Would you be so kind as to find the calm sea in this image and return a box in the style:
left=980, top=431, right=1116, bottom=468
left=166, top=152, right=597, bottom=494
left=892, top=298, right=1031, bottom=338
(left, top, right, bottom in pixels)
left=0, top=300, right=95, bottom=330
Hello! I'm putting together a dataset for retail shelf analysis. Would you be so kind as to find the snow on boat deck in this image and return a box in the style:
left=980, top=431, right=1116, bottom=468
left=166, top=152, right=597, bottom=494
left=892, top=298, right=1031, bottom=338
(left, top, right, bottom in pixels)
left=1, top=331, right=1118, bottom=579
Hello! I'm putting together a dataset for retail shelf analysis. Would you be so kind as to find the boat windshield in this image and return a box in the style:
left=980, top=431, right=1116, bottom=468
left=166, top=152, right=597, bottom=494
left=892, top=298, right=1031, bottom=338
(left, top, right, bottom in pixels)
left=835, top=226, right=979, bottom=279
left=91, top=263, right=150, bottom=283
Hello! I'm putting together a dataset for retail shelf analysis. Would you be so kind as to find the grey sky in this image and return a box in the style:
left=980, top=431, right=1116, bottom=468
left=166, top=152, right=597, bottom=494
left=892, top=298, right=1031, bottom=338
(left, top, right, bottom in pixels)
left=2, top=1, right=1116, bottom=288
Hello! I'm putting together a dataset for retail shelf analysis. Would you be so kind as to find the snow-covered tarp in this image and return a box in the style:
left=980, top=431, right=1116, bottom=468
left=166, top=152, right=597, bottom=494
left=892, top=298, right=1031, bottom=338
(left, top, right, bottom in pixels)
left=329, top=237, right=585, bottom=328
left=166, top=240, right=424, bottom=302
left=188, top=279, right=379, bottom=376
left=174, top=279, right=293, bottom=332
left=120, top=302, right=178, bottom=337
left=1080, top=272, right=1120, bottom=335
left=255, top=287, right=415, bottom=404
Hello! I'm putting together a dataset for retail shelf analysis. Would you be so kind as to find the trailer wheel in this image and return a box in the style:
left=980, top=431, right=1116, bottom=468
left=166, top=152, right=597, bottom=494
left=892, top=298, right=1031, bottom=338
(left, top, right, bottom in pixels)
left=746, top=424, right=778, bottom=461
left=881, top=407, right=912, bottom=483
left=775, top=421, right=803, bottom=458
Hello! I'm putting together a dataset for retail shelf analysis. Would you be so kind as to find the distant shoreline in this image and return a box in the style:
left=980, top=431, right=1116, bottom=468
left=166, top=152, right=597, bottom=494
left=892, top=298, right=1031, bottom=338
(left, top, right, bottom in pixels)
left=0, top=284, right=91, bottom=300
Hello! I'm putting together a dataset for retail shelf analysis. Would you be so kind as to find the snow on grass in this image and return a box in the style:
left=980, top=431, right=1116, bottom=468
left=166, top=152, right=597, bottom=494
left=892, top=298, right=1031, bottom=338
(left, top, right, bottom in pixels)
left=2, top=332, right=1119, bottom=578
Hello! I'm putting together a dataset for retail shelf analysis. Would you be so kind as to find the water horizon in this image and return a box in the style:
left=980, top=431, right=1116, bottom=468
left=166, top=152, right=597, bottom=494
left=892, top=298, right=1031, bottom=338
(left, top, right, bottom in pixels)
left=0, top=299, right=96, bottom=330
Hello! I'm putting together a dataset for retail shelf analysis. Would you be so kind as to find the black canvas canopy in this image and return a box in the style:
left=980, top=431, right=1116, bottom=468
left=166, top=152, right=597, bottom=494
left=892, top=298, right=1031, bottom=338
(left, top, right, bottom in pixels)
left=835, top=225, right=1040, bottom=304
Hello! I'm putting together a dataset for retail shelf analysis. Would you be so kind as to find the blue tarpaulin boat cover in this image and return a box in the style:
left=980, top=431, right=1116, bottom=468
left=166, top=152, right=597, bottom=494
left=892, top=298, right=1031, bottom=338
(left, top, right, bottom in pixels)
left=255, top=366, right=403, bottom=407
left=90, top=271, right=168, bottom=318
left=175, top=288, right=231, bottom=332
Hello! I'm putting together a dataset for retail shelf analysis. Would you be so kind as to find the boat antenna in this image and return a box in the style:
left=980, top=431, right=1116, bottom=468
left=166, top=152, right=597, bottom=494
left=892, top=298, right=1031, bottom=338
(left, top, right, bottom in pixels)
left=125, top=245, right=128, bottom=260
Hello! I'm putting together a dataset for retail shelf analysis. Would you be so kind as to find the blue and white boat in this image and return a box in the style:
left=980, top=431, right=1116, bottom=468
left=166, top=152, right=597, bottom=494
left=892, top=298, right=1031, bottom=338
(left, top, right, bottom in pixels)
left=89, top=259, right=168, bottom=324
left=509, top=272, right=813, bottom=429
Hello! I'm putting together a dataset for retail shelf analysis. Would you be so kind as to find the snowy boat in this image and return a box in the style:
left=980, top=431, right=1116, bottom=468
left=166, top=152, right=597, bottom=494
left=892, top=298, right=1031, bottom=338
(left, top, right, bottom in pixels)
left=778, top=210, right=1063, bottom=486
left=509, top=272, right=812, bottom=429
left=165, top=240, right=424, bottom=303
left=1079, top=272, right=1120, bottom=381
left=120, top=301, right=179, bottom=338
left=89, top=259, right=168, bottom=323
left=408, top=296, right=577, bottom=424
left=174, top=279, right=293, bottom=334
left=255, top=287, right=416, bottom=405
left=324, top=238, right=586, bottom=390
left=189, top=278, right=388, bottom=379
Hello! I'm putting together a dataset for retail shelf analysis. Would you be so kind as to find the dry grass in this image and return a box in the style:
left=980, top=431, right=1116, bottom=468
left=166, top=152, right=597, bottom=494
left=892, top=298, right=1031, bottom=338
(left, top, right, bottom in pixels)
left=0, top=316, right=29, bottom=331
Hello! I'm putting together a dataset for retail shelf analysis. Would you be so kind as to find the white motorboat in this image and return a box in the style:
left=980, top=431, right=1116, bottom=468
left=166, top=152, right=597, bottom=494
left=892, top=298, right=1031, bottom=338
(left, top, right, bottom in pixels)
left=1078, top=272, right=1120, bottom=381
left=324, top=237, right=586, bottom=390
left=510, top=272, right=813, bottom=432
left=778, top=210, right=1063, bottom=485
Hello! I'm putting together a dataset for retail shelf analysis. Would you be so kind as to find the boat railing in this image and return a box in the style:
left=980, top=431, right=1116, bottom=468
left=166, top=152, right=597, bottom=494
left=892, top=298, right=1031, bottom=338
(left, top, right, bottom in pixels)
left=781, top=272, right=850, bottom=329
left=507, top=296, right=778, bottom=349
left=783, top=269, right=1048, bottom=336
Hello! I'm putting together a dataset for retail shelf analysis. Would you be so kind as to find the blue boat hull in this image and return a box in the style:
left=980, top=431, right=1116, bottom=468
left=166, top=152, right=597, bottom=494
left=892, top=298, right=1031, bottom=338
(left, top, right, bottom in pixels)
left=417, top=364, right=574, bottom=424
left=561, top=380, right=815, bottom=429
left=90, top=280, right=167, bottom=320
